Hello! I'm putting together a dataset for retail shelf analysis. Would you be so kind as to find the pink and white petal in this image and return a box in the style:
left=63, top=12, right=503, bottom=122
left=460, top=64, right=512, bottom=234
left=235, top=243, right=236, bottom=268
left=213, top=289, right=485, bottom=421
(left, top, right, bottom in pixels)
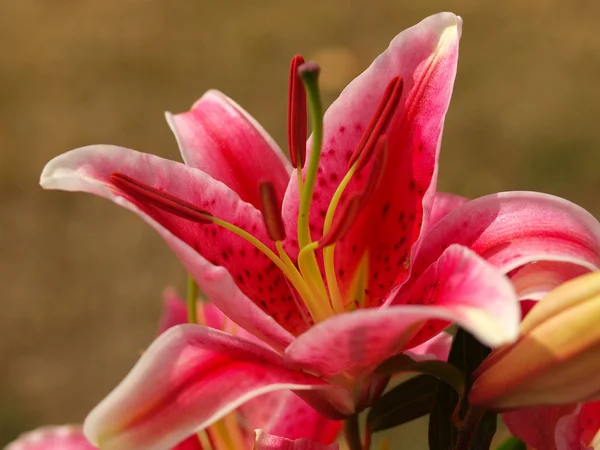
left=166, top=90, right=292, bottom=208
left=405, top=331, right=453, bottom=362
left=285, top=245, right=518, bottom=379
left=41, top=145, right=306, bottom=345
left=429, top=192, right=469, bottom=228
left=254, top=430, right=338, bottom=450
left=503, top=405, right=579, bottom=450
left=509, top=261, right=590, bottom=301
left=83, top=325, right=352, bottom=450
left=409, top=192, right=600, bottom=288
left=282, top=13, right=461, bottom=306
left=160, top=289, right=268, bottom=347
left=5, top=425, right=96, bottom=450
left=240, top=391, right=342, bottom=445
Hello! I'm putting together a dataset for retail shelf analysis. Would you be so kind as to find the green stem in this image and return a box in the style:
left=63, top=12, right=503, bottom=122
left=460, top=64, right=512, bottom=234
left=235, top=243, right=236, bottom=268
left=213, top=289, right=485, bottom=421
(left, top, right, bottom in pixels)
left=454, top=406, right=485, bottom=450
left=187, top=274, right=198, bottom=324
left=344, top=414, right=362, bottom=450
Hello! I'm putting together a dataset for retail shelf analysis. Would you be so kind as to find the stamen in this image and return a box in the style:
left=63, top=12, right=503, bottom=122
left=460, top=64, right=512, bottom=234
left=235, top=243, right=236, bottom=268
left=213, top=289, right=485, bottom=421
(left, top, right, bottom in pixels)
left=287, top=55, right=307, bottom=169
left=319, top=194, right=362, bottom=248
left=360, top=135, right=388, bottom=207
left=348, top=77, right=403, bottom=170
left=110, top=173, right=213, bottom=224
left=320, top=195, right=362, bottom=315
left=259, top=181, right=286, bottom=241
left=111, top=172, right=326, bottom=323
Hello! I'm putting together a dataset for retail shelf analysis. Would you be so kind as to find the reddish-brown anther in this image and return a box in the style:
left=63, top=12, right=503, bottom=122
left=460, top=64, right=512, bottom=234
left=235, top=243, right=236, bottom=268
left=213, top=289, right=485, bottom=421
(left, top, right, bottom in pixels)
left=109, top=172, right=213, bottom=224
left=259, top=181, right=286, bottom=241
left=360, top=135, right=388, bottom=207
left=348, top=77, right=404, bottom=171
left=319, top=194, right=362, bottom=248
left=287, top=55, right=307, bottom=169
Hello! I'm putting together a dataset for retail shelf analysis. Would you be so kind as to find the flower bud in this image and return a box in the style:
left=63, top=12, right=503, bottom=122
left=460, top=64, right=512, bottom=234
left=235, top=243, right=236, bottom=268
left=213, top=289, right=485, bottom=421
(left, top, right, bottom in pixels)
left=469, top=271, right=600, bottom=410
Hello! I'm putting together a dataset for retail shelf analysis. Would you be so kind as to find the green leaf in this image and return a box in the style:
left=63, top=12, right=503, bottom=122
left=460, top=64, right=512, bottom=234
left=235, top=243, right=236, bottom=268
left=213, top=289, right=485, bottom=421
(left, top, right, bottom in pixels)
left=495, top=437, right=526, bottom=450
left=428, top=328, right=494, bottom=450
left=375, top=354, right=465, bottom=395
left=367, top=374, right=439, bottom=433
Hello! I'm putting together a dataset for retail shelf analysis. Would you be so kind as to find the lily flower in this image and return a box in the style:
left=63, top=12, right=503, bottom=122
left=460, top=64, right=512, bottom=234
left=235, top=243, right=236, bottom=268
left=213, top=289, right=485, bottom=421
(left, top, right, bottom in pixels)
left=468, top=272, right=600, bottom=450
left=39, top=11, right=600, bottom=450
left=470, top=271, right=600, bottom=410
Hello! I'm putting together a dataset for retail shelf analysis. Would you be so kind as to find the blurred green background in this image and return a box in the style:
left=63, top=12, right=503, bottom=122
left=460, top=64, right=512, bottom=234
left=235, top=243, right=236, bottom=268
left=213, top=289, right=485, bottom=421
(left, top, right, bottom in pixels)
left=2, top=0, right=600, bottom=446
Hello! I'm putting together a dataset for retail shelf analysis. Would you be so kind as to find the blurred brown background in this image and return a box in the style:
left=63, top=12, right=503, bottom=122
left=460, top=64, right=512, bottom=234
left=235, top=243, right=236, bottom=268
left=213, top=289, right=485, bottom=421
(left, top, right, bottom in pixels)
left=2, top=0, right=600, bottom=446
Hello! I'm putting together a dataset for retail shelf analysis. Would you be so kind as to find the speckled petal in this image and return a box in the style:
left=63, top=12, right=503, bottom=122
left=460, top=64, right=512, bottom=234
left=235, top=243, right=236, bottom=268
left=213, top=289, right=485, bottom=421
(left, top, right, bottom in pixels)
left=166, top=90, right=292, bottom=209
left=282, top=13, right=461, bottom=307
left=41, top=145, right=306, bottom=347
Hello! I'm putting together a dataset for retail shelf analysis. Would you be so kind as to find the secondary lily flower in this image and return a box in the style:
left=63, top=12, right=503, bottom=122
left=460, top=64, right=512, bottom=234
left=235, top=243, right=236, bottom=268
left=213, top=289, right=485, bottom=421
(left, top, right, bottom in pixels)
left=40, top=11, right=600, bottom=450
left=470, top=271, right=600, bottom=410
left=468, top=272, right=600, bottom=450
left=5, top=292, right=340, bottom=450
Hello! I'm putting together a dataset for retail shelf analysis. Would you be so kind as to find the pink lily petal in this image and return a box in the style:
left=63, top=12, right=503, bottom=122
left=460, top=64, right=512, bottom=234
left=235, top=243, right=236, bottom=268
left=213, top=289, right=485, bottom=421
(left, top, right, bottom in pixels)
left=239, top=391, right=342, bottom=445
left=580, top=402, right=600, bottom=448
left=407, top=192, right=600, bottom=288
left=282, top=13, right=461, bottom=307
left=405, top=331, right=453, bottom=362
left=159, top=288, right=265, bottom=346
left=5, top=425, right=96, bottom=450
left=166, top=90, right=292, bottom=208
left=83, top=325, right=352, bottom=450
left=429, top=192, right=469, bottom=228
left=284, top=245, right=518, bottom=379
left=159, top=288, right=191, bottom=334
left=40, top=145, right=305, bottom=348
left=254, top=430, right=338, bottom=450
left=503, top=405, right=580, bottom=450
left=510, top=261, right=590, bottom=301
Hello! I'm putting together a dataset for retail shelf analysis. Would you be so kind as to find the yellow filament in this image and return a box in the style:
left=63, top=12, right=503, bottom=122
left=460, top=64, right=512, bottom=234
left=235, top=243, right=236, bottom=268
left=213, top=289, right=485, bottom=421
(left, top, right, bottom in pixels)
left=350, top=251, right=370, bottom=309
left=208, top=417, right=238, bottom=450
left=275, top=241, right=330, bottom=323
left=321, top=165, right=359, bottom=314
left=379, top=438, right=390, bottom=450
left=198, top=431, right=213, bottom=449
left=297, top=242, right=335, bottom=322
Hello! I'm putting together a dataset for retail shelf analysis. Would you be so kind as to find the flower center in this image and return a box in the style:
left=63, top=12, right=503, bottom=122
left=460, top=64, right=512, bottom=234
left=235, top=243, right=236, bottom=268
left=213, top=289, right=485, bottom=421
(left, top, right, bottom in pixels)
left=110, top=57, right=402, bottom=326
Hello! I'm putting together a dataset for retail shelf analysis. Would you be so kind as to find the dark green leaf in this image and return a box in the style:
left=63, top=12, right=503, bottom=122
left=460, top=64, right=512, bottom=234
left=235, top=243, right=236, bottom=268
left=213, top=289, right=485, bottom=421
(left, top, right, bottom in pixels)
left=470, top=411, right=497, bottom=450
left=428, top=328, right=493, bottom=450
left=496, top=437, right=527, bottom=450
left=367, top=374, right=439, bottom=433
left=376, top=354, right=465, bottom=395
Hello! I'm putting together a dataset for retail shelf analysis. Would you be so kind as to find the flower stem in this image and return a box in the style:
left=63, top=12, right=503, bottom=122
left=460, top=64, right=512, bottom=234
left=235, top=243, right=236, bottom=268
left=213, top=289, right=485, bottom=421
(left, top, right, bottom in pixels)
left=187, top=274, right=198, bottom=324
left=454, top=406, right=485, bottom=450
left=344, top=414, right=362, bottom=450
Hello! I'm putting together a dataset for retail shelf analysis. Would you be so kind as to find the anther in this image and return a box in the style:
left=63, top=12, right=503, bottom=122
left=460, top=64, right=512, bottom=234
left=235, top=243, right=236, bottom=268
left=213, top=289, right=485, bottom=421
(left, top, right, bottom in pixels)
left=360, top=135, right=388, bottom=207
left=319, top=194, right=362, bottom=248
left=109, top=172, right=213, bottom=224
left=259, top=181, right=286, bottom=241
left=287, top=55, right=307, bottom=169
left=348, top=77, right=403, bottom=171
